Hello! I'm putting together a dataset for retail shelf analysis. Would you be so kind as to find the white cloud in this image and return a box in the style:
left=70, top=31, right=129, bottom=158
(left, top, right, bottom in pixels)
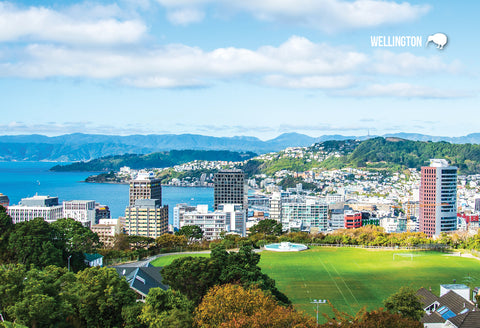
left=0, top=35, right=461, bottom=95
left=338, top=83, right=469, bottom=98
left=167, top=8, right=205, bottom=25
left=0, top=2, right=147, bottom=45
left=155, top=0, right=430, bottom=31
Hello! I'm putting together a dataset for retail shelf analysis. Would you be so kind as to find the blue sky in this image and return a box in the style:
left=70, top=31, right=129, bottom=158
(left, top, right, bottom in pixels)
left=0, top=0, right=478, bottom=139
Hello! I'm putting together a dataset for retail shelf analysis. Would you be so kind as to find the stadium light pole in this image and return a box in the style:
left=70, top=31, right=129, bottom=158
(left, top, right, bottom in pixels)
left=310, top=299, right=326, bottom=324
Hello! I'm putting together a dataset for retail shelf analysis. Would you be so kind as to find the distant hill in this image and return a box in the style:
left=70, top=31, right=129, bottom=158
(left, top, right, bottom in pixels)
left=50, top=150, right=257, bottom=172
left=1, top=132, right=480, bottom=162
left=315, top=137, right=480, bottom=174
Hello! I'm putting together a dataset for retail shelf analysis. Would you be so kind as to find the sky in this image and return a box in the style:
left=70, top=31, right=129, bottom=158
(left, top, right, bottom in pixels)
left=0, top=0, right=478, bottom=140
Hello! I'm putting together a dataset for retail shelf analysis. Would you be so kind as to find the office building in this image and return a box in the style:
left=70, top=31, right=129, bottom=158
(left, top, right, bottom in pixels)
left=344, top=211, right=362, bottom=229
left=0, top=193, right=9, bottom=208
left=129, top=172, right=162, bottom=206
left=8, top=195, right=63, bottom=224
left=95, top=203, right=111, bottom=224
left=214, top=169, right=247, bottom=211
left=125, top=199, right=168, bottom=238
left=419, top=159, right=457, bottom=236
left=63, top=200, right=96, bottom=227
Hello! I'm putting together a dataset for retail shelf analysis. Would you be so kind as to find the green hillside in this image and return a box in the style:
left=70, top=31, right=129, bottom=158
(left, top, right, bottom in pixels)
left=51, top=150, right=257, bottom=172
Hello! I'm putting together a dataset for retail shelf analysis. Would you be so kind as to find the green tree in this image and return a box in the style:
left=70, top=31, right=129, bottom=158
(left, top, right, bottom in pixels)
left=0, top=264, right=76, bottom=328
left=383, top=286, right=424, bottom=320
left=7, top=218, right=63, bottom=268
left=175, top=225, right=204, bottom=242
left=249, top=219, right=283, bottom=236
left=155, top=233, right=187, bottom=250
left=0, top=205, right=14, bottom=262
left=10, top=266, right=76, bottom=328
left=51, top=218, right=100, bottom=253
left=161, top=256, right=218, bottom=305
left=68, top=266, right=137, bottom=327
left=122, top=303, right=147, bottom=328
left=139, top=288, right=194, bottom=328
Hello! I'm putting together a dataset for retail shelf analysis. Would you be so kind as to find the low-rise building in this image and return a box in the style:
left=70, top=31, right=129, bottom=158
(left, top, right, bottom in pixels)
left=8, top=195, right=63, bottom=224
left=344, top=211, right=362, bottom=229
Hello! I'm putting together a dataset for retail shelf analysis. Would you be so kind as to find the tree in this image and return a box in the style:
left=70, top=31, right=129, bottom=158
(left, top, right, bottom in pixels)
left=155, top=234, right=187, bottom=250
left=51, top=218, right=100, bottom=271
left=7, top=218, right=63, bottom=268
left=0, top=206, right=13, bottom=262
left=139, top=288, right=194, bottom=328
left=67, top=266, right=137, bottom=327
left=51, top=218, right=100, bottom=253
left=194, top=284, right=316, bottom=328
left=0, top=264, right=76, bottom=328
left=122, top=303, right=147, bottom=328
left=161, top=256, right=218, bottom=305
left=320, top=302, right=422, bottom=328
left=175, top=225, right=204, bottom=242
left=213, top=245, right=291, bottom=305
left=249, top=219, right=283, bottom=236
left=383, top=286, right=424, bottom=320
left=9, top=266, right=76, bottom=328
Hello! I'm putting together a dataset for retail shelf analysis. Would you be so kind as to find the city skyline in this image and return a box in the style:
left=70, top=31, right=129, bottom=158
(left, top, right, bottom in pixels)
left=1, top=0, right=478, bottom=139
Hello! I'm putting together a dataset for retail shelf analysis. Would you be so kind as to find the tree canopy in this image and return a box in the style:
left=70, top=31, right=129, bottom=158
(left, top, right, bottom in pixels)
left=383, top=286, right=424, bottom=320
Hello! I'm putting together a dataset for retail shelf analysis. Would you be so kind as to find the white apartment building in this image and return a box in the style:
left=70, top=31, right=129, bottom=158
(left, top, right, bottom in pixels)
left=282, top=198, right=328, bottom=233
left=181, top=204, right=246, bottom=240
left=63, top=200, right=96, bottom=227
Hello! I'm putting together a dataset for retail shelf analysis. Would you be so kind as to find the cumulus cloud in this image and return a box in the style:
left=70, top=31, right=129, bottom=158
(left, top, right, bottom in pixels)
left=0, top=2, right=147, bottom=45
left=0, top=36, right=368, bottom=87
left=0, top=35, right=462, bottom=96
left=155, top=0, right=430, bottom=31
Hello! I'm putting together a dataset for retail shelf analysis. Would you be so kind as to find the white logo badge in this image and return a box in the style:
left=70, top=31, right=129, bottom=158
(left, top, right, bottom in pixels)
left=426, top=33, right=448, bottom=50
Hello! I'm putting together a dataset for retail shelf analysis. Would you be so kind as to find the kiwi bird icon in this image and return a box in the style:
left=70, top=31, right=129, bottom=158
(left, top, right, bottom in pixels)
left=426, top=33, right=447, bottom=49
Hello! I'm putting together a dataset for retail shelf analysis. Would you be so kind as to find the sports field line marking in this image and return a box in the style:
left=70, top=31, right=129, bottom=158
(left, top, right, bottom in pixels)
left=316, top=255, right=353, bottom=312
left=329, top=262, right=359, bottom=305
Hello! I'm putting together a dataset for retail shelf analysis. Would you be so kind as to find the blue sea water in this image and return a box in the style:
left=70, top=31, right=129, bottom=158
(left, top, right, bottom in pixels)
left=0, top=162, right=213, bottom=223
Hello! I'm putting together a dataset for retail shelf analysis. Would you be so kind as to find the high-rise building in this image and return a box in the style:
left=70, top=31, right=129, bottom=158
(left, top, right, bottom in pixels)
left=214, top=169, right=247, bottom=211
left=63, top=200, right=96, bottom=228
left=129, top=172, right=162, bottom=206
left=125, top=199, right=168, bottom=238
left=419, top=159, right=457, bottom=236
left=8, top=195, right=63, bottom=224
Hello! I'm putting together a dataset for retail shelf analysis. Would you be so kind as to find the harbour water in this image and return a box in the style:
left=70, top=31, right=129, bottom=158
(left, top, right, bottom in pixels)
left=0, top=161, right=213, bottom=223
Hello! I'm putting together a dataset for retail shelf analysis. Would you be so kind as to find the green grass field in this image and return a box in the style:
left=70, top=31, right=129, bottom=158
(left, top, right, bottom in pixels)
left=151, top=247, right=480, bottom=320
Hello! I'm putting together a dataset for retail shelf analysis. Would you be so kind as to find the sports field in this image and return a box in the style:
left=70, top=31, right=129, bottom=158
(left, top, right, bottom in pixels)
left=151, top=247, right=480, bottom=320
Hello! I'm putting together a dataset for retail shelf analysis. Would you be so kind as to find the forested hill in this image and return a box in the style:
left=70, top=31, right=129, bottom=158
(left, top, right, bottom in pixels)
left=318, top=137, right=480, bottom=173
left=50, top=150, right=257, bottom=172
